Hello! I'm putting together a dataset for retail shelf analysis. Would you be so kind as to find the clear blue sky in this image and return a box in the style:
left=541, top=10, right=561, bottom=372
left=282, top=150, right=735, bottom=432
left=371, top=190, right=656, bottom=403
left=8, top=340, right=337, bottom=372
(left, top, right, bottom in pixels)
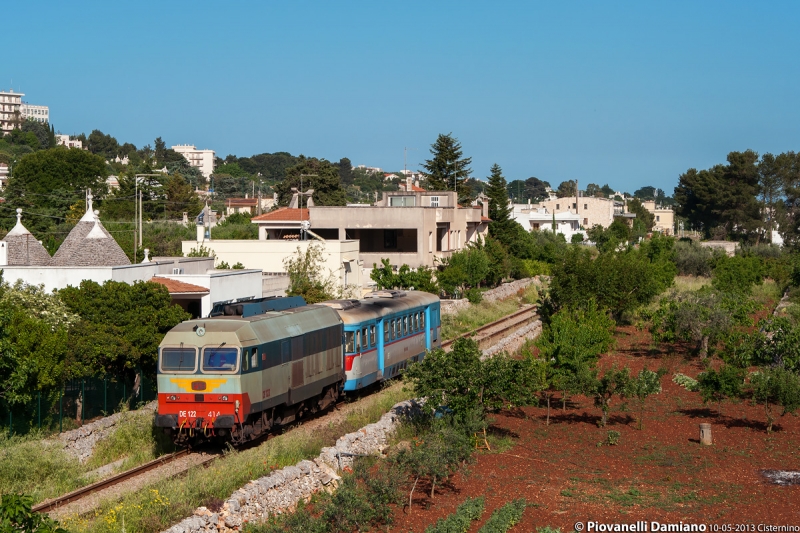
left=6, top=1, right=800, bottom=195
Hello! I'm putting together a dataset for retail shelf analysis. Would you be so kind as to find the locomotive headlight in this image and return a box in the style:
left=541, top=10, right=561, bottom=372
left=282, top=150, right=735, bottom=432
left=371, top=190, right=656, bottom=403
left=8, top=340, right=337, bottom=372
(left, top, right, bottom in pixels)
left=219, top=395, right=228, bottom=401
left=235, top=399, right=240, bottom=414
left=168, top=395, right=178, bottom=401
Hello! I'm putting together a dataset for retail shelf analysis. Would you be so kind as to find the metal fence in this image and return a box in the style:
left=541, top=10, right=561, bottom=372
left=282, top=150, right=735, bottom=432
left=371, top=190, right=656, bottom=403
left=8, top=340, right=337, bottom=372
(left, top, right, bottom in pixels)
left=0, top=371, right=157, bottom=437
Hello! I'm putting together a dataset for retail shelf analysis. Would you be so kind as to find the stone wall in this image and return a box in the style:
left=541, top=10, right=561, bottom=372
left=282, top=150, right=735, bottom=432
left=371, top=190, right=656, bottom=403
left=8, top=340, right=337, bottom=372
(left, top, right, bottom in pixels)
left=440, top=276, right=543, bottom=315
left=163, top=400, right=420, bottom=533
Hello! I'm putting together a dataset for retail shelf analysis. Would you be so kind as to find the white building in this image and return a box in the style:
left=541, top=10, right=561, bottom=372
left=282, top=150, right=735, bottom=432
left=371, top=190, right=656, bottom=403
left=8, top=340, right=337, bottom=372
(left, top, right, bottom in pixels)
left=0, top=163, right=8, bottom=189
left=510, top=204, right=586, bottom=242
left=172, top=144, right=215, bottom=179
left=56, top=134, right=83, bottom=149
left=21, top=103, right=49, bottom=124
left=0, top=90, right=23, bottom=134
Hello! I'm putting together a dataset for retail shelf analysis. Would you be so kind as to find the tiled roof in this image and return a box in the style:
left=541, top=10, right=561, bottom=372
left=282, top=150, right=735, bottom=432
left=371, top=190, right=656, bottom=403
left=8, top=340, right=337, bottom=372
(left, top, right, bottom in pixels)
left=226, top=198, right=258, bottom=206
left=150, top=277, right=209, bottom=294
left=481, top=216, right=491, bottom=222
left=251, top=208, right=309, bottom=221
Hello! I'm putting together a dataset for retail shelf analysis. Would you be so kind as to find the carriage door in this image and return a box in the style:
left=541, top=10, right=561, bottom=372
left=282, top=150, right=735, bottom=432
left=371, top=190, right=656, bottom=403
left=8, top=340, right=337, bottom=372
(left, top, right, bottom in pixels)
left=291, top=335, right=305, bottom=389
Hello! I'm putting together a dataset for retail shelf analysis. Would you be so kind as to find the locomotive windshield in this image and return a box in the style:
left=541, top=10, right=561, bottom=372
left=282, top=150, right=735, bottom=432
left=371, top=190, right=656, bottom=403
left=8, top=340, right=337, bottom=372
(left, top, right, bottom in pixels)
left=202, top=346, right=239, bottom=372
left=160, top=347, right=198, bottom=373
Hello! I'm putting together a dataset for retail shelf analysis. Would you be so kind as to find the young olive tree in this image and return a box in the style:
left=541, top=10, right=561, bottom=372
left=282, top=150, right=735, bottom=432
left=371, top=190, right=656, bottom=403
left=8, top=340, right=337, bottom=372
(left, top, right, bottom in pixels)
left=628, top=367, right=665, bottom=430
left=591, top=366, right=631, bottom=427
left=749, top=367, right=800, bottom=433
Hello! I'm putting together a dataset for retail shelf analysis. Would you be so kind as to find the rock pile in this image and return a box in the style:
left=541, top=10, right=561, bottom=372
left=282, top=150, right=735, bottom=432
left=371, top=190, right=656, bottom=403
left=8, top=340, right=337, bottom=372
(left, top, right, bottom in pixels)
left=162, top=400, right=420, bottom=533
left=57, top=401, right=157, bottom=463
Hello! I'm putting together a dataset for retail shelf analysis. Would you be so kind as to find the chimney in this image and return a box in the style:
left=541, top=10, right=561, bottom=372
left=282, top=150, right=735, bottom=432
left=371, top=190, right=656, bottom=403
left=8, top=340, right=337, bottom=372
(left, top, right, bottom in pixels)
left=196, top=221, right=205, bottom=243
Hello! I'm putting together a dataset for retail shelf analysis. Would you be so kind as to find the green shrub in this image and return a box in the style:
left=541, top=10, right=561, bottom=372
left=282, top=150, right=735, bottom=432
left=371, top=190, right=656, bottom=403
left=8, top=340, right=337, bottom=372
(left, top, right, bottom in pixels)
left=425, top=496, right=485, bottom=533
left=597, top=430, right=621, bottom=447
left=673, top=240, right=717, bottom=277
left=0, top=493, right=66, bottom=533
left=672, top=373, right=699, bottom=392
left=477, top=499, right=526, bottom=533
left=520, top=259, right=551, bottom=277
left=465, top=288, right=483, bottom=304
left=712, top=255, right=764, bottom=294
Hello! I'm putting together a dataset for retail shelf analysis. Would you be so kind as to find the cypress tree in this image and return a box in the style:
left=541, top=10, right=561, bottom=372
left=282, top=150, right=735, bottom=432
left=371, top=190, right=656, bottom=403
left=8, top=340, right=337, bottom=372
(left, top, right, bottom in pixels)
left=485, top=164, right=517, bottom=245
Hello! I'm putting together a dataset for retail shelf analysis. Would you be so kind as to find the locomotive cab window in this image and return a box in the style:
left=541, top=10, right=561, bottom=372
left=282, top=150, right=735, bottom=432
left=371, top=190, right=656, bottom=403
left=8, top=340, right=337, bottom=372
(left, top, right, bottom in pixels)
left=160, top=347, right=198, bottom=373
left=250, top=348, right=258, bottom=369
left=202, top=346, right=239, bottom=373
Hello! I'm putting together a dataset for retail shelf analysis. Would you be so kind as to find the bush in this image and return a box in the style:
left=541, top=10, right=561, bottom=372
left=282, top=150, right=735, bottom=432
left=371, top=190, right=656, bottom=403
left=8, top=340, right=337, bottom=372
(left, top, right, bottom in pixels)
left=673, top=241, right=716, bottom=277
left=465, top=288, right=483, bottom=304
left=712, top=255, right=764, bottom=294
left=519, top=259, right=551, bottom=277
left=0, top=493, right=66, bottom=533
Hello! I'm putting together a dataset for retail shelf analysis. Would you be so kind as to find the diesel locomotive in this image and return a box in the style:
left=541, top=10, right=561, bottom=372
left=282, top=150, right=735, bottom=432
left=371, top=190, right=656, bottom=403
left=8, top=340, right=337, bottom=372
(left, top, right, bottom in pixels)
left=156, top=290, right=440, bottom=444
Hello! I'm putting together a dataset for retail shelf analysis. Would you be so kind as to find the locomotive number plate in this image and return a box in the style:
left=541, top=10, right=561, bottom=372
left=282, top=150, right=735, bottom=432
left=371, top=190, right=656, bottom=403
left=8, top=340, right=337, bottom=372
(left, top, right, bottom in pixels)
left=262, top=389, right=271, bottom=399
left=179, top=410, right=197, bottom=418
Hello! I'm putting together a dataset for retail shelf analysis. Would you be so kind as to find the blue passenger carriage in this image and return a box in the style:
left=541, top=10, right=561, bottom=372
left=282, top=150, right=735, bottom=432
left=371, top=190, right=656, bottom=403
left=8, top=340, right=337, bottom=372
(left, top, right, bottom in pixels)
left=320, top=290, right=441, bottom=391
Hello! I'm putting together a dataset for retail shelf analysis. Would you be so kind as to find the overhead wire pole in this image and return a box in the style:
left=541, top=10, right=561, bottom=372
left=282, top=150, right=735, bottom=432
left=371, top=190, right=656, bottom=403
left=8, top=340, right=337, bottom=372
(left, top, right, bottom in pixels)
left=134, top=174, right=163, bottom=262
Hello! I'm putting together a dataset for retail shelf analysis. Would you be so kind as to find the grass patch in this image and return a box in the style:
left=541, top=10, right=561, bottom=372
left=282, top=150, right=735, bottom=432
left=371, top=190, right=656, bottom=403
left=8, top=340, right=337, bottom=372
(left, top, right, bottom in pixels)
left=87, top=411, right=175, bottom=471
left=60, top=382, right=413, bottom=533
left=0, top=433, right=90, bottom=502
left=673, top=276, right=711, bottom=293
left=477, top=498, right=526, bottom=533
left=442, top=284, right=538, bottom=340
left=751, top=279, right=781, bottom=307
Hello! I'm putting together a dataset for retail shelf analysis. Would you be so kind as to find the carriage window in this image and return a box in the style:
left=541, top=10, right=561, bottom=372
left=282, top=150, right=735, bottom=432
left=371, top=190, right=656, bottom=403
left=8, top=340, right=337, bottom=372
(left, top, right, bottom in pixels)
left=404, top=316, right=409, bottom=335
left=250, top=348, right=258, bottom=369
left=242, top=350, right=249, bottom=371
left=160, top=347, right=197, bottom=373
left=202, top=347, right=239, bottom=373
left=370, top=325, right=376, bottom=346
left=345, top=331, right=356, bottom=353
left=421, top=313, right=425, bottom=330
left=383, top=322, right=389, bottom=343
left=415, top=313, right=420, bottom=331
left=362, top=328, right=368, bottom=349
left=391, top=320, right=396, bottom=340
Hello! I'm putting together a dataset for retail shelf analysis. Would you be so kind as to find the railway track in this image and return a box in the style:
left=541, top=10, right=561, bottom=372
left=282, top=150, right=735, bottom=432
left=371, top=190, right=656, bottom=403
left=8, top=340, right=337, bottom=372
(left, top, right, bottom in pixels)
left=36, top=305, right=538, bottom=516
left=32, top=449, right=202, bottom=514
left=441, top=304, right=538, bottom=352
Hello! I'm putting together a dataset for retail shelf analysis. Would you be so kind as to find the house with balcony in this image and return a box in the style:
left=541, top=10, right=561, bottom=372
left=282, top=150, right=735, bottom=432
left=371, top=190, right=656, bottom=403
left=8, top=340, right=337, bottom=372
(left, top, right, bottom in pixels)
left=250, top=190, right=489, bottom=272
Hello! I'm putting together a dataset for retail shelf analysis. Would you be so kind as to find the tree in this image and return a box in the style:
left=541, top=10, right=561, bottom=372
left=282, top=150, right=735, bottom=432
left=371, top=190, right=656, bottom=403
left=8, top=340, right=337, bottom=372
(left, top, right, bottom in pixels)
left=437, top=246, right=490, bottom=297
left=773, top=152, right=800, bottom=247
left=585, top=183, right=603, bottom=197
left=420, top=133, right=473, bottom=202
left=404, top=338, right=536, bottom=419
left=634, top=186, right=657, bottom=200
left=697, top=365, right=745, bottom=417
left=750, top=367, right=800, bottom=433
left=165, top=173, right=203, bottom=219
left=21, top=119, right=52, bottom=149
left=556, top=180, right=577, bottom=198
left=485, top=164, right=517, bottom=246
left=647, top=288, right=757, bottom=359
left=337, top=157, right=354, bottom=186
left=154, top=136, right=167, bottom=163
left=2, top=147, right=108, bottom=234
left=507, top=177, right=549, bottom=203
left=274, top=156, right=347, bottom=206
left=592, top=366, right=631, bottom=427
left=674, top=151, right=761, bottom=241
left=58, top=280, right=189, bottom=377
left=629, top=368, right=664, bottom=430
left=627, top=198, right=655, bottom=231
left=283, top=243, right=337, bottom=303
left=86, top=129, right=120, bottom=159
left=757, top=153, right=785, bottom=241
left=370, top=259, right=439, bottom=294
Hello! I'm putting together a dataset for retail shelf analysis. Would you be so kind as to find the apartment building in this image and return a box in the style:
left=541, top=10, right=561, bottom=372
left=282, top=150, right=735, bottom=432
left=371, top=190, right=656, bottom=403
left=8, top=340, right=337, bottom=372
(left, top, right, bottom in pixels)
left=0, top=90, right=24, bottom=134
left=56, top=134, right=83, bottom=149
left=21, top=103, right=49, bottom=123
left=533, top=196, right=624, bottom=229
left=172, top=144, right=215, bottom=178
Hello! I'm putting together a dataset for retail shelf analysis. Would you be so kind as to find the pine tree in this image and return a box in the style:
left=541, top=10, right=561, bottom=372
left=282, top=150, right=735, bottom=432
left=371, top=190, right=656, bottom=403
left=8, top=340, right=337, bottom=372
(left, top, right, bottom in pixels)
left=421, top=133, right=472, bottom=201
left=485, top=164, right=517, bottom=246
